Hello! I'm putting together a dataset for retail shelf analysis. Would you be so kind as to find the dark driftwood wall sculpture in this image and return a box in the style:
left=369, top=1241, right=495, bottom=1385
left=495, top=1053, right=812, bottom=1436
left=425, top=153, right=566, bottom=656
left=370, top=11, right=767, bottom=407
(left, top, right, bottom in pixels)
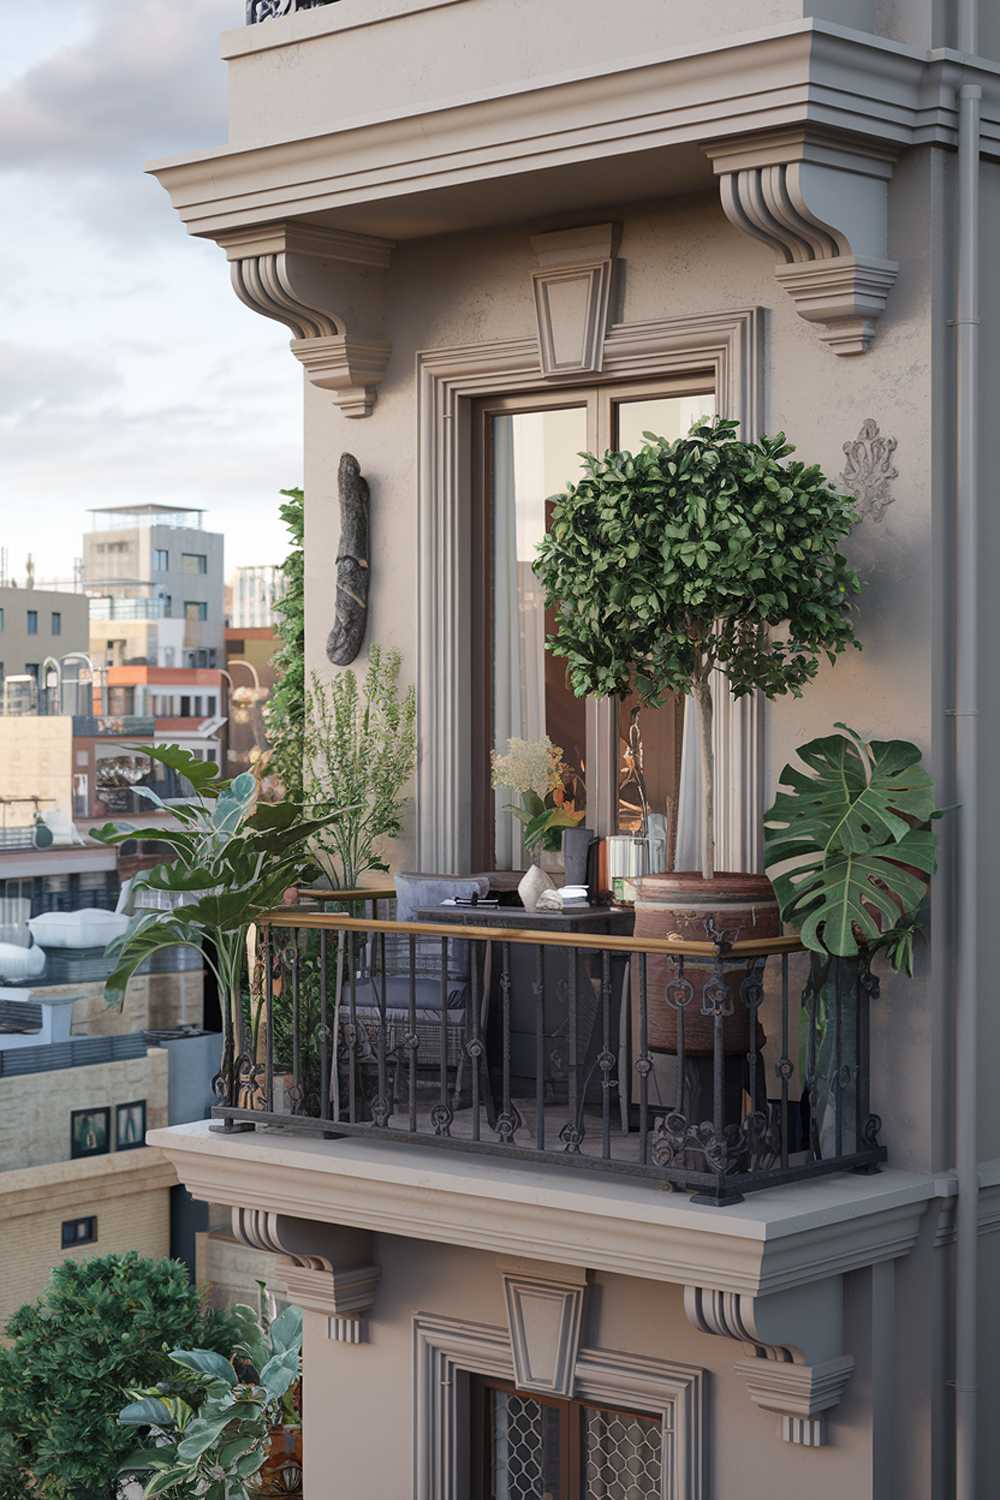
left=326, top=452, right=370, bottom=665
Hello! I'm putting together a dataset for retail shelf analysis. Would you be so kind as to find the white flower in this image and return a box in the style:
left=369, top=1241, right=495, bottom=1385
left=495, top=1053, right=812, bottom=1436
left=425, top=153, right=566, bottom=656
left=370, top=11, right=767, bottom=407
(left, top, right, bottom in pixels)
left=490, top=737, right=563, bottom=798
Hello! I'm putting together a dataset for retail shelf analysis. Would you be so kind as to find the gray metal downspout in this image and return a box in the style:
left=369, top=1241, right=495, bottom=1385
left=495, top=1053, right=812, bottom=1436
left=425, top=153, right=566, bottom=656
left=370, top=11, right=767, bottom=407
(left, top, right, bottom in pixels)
left=954, top=0, right=980, bottom=1488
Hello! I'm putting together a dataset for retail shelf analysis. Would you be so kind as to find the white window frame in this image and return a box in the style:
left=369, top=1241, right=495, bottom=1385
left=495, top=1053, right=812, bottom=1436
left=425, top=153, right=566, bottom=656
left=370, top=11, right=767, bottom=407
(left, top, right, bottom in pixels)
left=416, top=307, right=765, bottom=875
left=413, top=1312, right=705, bottom=1500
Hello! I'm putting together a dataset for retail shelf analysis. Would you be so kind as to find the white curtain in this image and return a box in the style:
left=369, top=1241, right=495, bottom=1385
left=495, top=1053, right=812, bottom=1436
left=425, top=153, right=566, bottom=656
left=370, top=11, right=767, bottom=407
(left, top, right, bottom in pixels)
left=492, top=418, right=523, bottom=869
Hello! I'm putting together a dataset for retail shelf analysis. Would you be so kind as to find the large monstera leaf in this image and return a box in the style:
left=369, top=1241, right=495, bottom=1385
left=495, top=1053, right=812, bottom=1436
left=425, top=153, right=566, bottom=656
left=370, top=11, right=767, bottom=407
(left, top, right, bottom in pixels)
left=764, top=725, right=940, bottom=959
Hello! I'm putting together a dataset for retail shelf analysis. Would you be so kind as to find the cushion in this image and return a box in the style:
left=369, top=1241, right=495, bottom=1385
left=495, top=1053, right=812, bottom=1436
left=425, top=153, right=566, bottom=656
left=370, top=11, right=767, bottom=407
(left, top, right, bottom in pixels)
left=0, top=942, right=46, bottom=981
left=390, top=873, right=490, bottom=983
left=27, top=909, right=130, bottom=950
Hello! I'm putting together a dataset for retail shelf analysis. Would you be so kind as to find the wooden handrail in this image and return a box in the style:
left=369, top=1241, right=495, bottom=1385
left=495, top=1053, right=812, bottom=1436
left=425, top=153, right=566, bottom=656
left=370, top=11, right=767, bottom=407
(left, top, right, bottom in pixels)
left=295, top=887, right=396, bottom=903
left=260, top=907, right=805, bottom=960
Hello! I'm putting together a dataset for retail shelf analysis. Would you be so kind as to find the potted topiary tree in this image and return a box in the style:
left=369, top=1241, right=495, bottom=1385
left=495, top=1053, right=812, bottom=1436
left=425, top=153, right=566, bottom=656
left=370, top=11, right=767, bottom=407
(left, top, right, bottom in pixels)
left=534, top=416, right=861, bottom=1065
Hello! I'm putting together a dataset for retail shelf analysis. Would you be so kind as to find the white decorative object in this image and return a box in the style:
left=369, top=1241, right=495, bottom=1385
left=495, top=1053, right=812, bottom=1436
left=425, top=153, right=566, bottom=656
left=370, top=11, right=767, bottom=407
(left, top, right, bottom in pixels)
left=0, top=943, right=46, bottom=981
left=28, top=909, right=130, bottom=950
left=530, top=224, right=617, bottom=378
left=499, top=1257, right=588, bottom=1398
left=841, top=417, right=899, bottom=522
left=216, top=223, right=394, bottom=417
left=706, top=129, right=898, bottom=355
left=518, top=864, right=555, bottom=913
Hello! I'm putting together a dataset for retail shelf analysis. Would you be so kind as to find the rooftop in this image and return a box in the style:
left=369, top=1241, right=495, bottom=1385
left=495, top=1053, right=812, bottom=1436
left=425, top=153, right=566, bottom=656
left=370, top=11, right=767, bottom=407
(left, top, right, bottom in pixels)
left=88, top=505, right=205, bottom=532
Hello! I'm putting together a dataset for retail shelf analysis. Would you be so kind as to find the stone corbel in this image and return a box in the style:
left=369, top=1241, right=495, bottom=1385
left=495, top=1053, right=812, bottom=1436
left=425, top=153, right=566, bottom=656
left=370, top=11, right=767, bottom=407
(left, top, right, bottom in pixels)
left=705, top=130, right=897, bottom=355
left=530, top=224, right=618, bottom=377
left=498, top=1257, right=588, bottom=1398
left=216, top=223, right=394, bottom=417
left=684, top=1279, right=853, bottom=1447
left=233, top=1208, right=380, bottom=1344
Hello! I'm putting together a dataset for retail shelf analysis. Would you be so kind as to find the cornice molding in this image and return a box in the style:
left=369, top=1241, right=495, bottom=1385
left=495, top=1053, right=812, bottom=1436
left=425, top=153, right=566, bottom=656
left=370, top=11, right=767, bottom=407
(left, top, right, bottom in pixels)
left=147, top=27, right=1000, bottom=242
left=216, top=223, right=394, bottom=416
left=148, top=1123, right=933, bottom=1300
left=706, top=128, right=898, bottom=354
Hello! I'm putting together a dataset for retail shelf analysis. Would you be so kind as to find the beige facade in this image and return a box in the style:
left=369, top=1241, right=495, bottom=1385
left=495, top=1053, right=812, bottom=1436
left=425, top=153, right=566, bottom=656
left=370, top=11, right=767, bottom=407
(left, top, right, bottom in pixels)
left=0, top=584, right=88, bottom=694
left=147, top=1, right=1000, bottom=1496
left=0, top=715, right=74, bottom=830
left=63, top=970, right=205, bottom=1037
left=0, top=1149, right=175, bottom=1328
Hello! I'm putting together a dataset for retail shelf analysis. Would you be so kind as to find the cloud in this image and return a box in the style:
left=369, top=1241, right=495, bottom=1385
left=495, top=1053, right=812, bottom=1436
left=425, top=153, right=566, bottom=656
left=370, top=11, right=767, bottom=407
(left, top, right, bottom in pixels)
left=0, top=340, right=123, bottom=417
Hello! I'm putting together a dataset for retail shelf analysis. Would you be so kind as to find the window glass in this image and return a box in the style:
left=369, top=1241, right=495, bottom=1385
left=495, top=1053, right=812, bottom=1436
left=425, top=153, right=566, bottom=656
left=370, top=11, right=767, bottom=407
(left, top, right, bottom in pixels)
left=491, top=1391, right=562, bottom=1500
left=26, top=610, right=38, bottom=636
left=491, top=408, right=587, bottom=868
left=614, top=392, right=715, bottom=453
left=185, top=601, right=208, bottom=623
left=51, top=612, right=61, bottom=636
left=153, top=548, right=169, bottom=571
left=0, top=607, right=5, bottom=630
left=182, top=553, right=208, bottom=575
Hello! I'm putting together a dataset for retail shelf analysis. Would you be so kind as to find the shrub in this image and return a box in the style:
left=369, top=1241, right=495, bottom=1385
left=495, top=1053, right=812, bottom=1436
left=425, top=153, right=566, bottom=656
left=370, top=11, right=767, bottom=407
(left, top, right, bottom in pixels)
left=0, top=1253, right=240, bottom=1500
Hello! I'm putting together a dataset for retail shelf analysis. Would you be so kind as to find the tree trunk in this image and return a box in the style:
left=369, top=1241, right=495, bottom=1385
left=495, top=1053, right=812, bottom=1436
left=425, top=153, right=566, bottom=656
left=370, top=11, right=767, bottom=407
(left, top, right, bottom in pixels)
left=692, top=673, right=716, bottom=881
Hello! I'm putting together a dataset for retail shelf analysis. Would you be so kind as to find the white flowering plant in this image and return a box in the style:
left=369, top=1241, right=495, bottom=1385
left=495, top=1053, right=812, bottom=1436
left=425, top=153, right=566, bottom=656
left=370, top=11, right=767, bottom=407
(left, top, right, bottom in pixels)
left=490, top=736, right=585, bottom=856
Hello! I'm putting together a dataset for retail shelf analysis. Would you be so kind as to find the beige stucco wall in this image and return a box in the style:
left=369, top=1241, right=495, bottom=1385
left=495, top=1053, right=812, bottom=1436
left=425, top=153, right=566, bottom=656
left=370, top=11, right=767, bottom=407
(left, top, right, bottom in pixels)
left=0, top=715, right=73, bottom=829
left=0, top=1149, right=175, bottom=1328
left=0, top=1046, right=168, bottom=1172
left=64, top=969, right=205, bottom=1037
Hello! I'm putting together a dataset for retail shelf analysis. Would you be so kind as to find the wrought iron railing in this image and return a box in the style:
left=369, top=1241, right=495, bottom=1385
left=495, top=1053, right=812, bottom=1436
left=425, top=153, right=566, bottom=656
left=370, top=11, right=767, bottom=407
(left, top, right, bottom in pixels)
left=213, top=893, right=885, bottom=1206
left=246, top=0, right=338, bottom=23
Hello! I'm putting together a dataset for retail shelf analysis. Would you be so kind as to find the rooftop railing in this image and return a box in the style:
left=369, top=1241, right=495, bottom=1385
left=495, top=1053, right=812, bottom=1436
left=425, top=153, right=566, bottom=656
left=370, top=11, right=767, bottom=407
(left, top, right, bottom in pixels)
left=213, top=893, right=886, bottom=1206
left=246, top=0, right=337, bottom=21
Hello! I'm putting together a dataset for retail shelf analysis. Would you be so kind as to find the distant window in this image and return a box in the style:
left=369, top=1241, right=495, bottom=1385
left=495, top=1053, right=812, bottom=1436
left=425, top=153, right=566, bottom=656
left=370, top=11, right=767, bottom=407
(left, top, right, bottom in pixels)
left=179, top=695, right=191, bottom=717
left=162, top=595, right=172, bottom=617
left=26, top=610, right=38, bottom=636
left=61, top=1216, right=97, bottom=1249
left=51, top=611, right=61, bottom=637
left=153, top=549, right=169, bottom=571
left=182, top=553, right=208, bottom=576
left=24, top=662, right=39, bottom=684
left=227, top=639, right=245, bottom=655
left=196, top=650, right=208, bottom=668
left=70, top=1106, right=110, bottom=1159
left=207, top=649, right=217, bottom=667
left=185, top=601, right=208, bottom=624
left=115, top=1099, right=146, bottom=1150
left=0, top=607, right=4, bottom=631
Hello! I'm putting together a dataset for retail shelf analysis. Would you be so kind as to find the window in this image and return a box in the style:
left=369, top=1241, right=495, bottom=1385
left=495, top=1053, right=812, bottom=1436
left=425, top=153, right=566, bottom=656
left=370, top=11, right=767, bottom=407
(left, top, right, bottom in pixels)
left=185, top=601, right=208, bottom=623
left=24, top=662, right=39, bottom=685
left=51, top=611, right=61, bottom=636
left=473, top=380, right=715, bottom=869
left=0, top=607, right=4, bottom=631
left=115, top=1099, right=146, bottom=1149
left=162, top=594, right=172, bottom=617
left=26, top=609, right=38, bottom=636
left=61, top=1216, right=97, bottom=1249
left=179, top=695, right=191, bottom=717
left=153, top=548, right=170, bottom=571
left=182, top=552, right=208, bottom=575
left=474, top=1381, right=663, bottom=1500
left=70, top=1106, right=110, bottom=1159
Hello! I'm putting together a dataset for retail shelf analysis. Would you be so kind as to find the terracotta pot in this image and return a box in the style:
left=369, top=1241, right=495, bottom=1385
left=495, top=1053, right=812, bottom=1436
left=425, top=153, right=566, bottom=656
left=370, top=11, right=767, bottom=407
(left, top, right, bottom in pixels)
left=631, top=872, right=779, bottom=1056
left=250, top=1424, right=303, bottom=1498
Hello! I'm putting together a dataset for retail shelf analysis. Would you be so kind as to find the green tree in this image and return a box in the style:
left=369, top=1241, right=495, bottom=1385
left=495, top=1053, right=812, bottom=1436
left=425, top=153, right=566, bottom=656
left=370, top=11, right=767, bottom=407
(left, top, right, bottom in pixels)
left=534, top=417, right=862, bottom=878
left=0, top=1253, right=240, bottom=1500
left=267, top=486, right=305, bottom=803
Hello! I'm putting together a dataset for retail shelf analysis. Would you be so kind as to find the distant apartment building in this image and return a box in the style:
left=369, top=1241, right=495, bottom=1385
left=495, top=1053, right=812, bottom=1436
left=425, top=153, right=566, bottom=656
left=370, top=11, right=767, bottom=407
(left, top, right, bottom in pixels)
left=230, top=564, right=284, bottom=628
left=83, top=504, right=224, bottom=670
left=101, top=665, right=228, bottom=777
left=0, top=584, right=89, bottom=703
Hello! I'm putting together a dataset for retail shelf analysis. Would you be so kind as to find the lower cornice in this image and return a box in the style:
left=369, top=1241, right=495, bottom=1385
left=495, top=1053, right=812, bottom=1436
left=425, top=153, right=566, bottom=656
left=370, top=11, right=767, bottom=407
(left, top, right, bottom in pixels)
left=149, top=1122, right=932, bottom=1299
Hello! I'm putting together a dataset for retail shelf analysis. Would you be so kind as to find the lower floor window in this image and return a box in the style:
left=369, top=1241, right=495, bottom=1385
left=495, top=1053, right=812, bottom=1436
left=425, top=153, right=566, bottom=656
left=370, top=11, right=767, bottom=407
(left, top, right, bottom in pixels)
left=477, top=1380, right=662, bottom=1500
left=61, top=1215, right=97, bottom=1248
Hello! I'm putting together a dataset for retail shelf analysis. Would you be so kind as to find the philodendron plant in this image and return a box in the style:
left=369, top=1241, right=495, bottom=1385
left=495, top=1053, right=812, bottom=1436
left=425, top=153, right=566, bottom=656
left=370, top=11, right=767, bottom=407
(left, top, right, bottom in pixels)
left=91, top=744, right=345, bottom=1101
left=119, top=1302, right=303, bottom=1499
left=763, top=723, right=942, bottom=973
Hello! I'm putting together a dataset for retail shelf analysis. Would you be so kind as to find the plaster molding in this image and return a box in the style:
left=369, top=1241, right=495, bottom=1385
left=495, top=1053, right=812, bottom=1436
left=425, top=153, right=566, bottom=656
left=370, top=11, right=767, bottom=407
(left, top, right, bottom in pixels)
left=684, top=1279, right=853, bottom=1447
left=231, top=1205, right=379, bottom=1342
left=530, top=224, right=617, bottom=378
left=150, top=1123, right=933, bottom=1300
left=497, top=1256, right=588, bottom=1397
left=216, top=223, right=393, bottom=417
left=706, top=129, right=898, bottom=355
left=840, top=417, right=900, bottom=522
left=416, top=307, right=764, bottom=875
left=413, top=1311, right=705, bottom=1500
left=148, top=27, right=1000, bottom=241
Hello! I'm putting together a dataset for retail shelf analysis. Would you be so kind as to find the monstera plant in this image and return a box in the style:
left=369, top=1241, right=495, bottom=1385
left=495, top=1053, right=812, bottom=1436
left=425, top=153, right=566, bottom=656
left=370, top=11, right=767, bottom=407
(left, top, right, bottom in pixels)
left=91, top=745, right=345, bottom=1103
left=763, top=724, right=942, bottom=973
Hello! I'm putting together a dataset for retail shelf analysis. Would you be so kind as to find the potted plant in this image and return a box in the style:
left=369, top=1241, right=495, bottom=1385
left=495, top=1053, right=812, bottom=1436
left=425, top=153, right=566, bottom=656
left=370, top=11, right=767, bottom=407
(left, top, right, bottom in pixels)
left=91, top=744, right=345, bottom=1111
left=302, top=645, right=417, bottom=892
left=763, top=722, right=942, bottom=1153
left=490, top=734, right=586, bottom=884
left=0, top=1253, right=240, bottom=1500
left=119, top=1297, right=304, bottom=1499
left=534, top=416, right=861, bottom=1059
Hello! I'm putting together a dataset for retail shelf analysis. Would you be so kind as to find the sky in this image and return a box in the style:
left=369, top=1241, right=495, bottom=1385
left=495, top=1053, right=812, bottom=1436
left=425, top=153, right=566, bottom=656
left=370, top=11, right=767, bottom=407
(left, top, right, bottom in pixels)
left=0, top=0, right=301, bottom=586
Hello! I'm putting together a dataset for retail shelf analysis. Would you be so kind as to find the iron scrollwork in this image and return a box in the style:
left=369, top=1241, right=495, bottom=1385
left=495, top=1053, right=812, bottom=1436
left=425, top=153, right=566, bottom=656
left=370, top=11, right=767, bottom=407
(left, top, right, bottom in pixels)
left=247, top=0, right=334, bottom=23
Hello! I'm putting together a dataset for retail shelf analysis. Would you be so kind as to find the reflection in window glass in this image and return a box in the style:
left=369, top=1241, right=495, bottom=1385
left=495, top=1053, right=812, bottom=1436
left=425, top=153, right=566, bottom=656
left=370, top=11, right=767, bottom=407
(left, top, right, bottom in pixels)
left=615, top=392, right=715, bottom=454
left=491, top=408, right=587, bottom=869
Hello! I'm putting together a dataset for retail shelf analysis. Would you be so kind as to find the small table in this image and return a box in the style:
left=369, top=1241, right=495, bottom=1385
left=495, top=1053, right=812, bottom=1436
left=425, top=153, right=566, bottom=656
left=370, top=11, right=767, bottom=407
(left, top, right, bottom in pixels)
left=416, top=904, right=634, bottom=1100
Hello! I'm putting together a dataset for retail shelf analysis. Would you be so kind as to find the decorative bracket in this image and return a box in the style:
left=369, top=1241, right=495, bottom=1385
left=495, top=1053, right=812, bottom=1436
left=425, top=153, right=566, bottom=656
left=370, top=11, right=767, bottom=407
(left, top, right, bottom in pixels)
left=233, top=1208, right=379, bottom=1344
left=216, top=223, right=394, bottom=417
left=498, top=1257, right=588, bottom=1398
left=684, top=1280, right=853, bottom=1447
left=530, top=224, right=618, bottom=378
left=705, top=130, right=897, bottom=355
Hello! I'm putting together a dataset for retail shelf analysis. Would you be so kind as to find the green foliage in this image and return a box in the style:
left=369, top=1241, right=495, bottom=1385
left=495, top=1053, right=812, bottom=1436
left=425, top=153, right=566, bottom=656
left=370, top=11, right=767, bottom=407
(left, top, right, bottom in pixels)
left=118, top=1300, right=303, bottom=1499
left=764, top=723, right=942, bottom=971
left=0, top=1253, right=240, bottom=1500
left=534, top=417, right=861, bottom=706
left=267, top=487, right=306, bottom=803
left=303, top=645, right=417, bottom=889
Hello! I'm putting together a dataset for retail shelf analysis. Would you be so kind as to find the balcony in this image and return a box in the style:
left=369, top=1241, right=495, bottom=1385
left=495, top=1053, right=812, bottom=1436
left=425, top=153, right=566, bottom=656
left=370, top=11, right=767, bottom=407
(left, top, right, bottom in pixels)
left=247, top=0, right=336, bottom=20
left=214, top=898, right=884, bottom=1208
